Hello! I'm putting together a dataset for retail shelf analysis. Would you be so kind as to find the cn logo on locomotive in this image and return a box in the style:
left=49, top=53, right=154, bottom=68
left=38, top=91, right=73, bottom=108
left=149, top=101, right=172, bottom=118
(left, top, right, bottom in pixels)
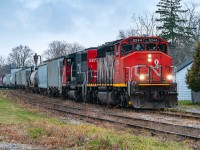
left=154, top=59, right=159, bottom=69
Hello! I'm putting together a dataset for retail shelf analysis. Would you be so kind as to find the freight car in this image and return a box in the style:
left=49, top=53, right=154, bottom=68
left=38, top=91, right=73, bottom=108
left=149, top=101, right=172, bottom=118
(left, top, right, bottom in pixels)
left=6, top=36, right=178, bottom=109
left=2, top=74, right=11, bottom=88
left=0, top=76, right=4, bottom=88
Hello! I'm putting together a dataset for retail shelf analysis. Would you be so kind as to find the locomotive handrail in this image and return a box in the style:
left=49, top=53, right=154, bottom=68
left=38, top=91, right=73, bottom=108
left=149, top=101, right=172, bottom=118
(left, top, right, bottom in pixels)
left=128, top=65, right=177, bottom=83
left=124, top=67, right=131, bottom=81
left=87, top=70, right=98, bottom=84
left=170, top=66, right=177, bottom=82
left=130, top=65, right=146, bottom=80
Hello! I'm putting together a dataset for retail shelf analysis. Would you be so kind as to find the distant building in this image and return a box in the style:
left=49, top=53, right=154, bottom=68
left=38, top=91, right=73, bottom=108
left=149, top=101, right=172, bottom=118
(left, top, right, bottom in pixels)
left=176, top=60, right=193, bottom=100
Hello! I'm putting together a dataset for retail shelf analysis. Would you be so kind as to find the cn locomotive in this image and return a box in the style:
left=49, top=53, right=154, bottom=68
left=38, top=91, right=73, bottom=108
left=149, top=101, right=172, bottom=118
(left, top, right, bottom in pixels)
left=2, top=36, right=178, bottom=109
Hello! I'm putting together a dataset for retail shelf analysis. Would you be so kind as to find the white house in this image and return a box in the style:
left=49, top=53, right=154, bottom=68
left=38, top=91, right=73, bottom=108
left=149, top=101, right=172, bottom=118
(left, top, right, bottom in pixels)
left=176, top=60, right=193, bottom=100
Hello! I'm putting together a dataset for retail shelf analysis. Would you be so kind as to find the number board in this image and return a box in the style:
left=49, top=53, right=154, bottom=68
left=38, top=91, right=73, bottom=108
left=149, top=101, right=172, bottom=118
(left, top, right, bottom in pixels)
left=132, top=38, right=143, bottom=42
left=145, top=38, right=159, bottom=43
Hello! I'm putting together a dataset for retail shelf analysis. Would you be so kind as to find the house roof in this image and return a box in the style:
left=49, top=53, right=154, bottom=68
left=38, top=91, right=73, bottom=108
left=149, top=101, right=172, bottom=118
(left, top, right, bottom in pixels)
left=176, top=59, right=193, bottom=72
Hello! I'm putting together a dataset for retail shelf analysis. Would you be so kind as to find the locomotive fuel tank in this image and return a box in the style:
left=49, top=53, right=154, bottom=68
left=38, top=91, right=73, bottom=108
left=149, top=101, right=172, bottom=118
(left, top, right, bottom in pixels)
left=97, top=91, right=119, bottom=105
left=67, top=90, right=82, bottom=101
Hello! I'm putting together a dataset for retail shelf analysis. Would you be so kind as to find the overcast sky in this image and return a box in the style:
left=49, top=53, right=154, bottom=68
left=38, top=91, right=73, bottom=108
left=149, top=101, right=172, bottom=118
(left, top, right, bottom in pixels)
left=0, top=0, right=199, bottom=57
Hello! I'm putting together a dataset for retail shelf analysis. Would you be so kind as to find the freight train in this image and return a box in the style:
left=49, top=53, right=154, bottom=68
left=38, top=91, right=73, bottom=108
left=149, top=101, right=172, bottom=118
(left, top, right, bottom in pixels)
left=2, top=36, right=178, bottom=109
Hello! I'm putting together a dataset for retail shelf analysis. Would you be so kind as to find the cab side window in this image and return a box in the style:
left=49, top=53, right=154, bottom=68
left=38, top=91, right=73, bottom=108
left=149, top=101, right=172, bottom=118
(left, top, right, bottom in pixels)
left=121, top=44, right=132, bottom=55
left=158, top=44, right=167, bottom=54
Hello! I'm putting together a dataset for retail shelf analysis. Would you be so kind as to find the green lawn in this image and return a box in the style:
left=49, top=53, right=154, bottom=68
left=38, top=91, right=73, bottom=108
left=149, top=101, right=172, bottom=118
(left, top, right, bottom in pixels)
left=0, top=92, right=191, bottom=150
left=178, top=100, right=200, bottom=109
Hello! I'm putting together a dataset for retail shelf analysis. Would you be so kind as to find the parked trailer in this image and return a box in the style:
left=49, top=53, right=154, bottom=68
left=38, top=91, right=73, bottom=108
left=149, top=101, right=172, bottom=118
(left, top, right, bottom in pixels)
left=47, top=56, right=64, bottom=96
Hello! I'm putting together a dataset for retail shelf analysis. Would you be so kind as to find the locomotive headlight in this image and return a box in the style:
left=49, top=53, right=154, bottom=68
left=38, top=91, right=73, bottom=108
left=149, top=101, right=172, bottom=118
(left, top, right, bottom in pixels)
left=147, top=58, right=152, bottom=62
left=148, top=54, right=152, bottom=58
left=167, top=75, right=173, bottom=80
left=147, top=54, right=152, bottom=62
left=139, top=75, right=145, bottom=80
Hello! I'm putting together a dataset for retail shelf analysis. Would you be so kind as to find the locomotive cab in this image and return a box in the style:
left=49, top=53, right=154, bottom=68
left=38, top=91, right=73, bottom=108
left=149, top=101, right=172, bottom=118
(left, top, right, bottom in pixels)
left=114, top=36, right=178, bottom=108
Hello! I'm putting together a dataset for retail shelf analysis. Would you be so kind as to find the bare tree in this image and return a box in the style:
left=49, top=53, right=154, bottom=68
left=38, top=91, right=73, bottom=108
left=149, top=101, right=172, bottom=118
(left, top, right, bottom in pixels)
left=0, top=56, right=5, bottom=66
left=43, top=41, right=68, bottom=60
left=43, top=41, right=84, bottom=60
left=133, top=10, right=158, bottom=36
left=7, top=45, right=34, bottom=67
left=67, top=42, right=84, bottom=54
left=0, top=56, right=6, bottom=76
left=171, top=2, right=200, bottom=65
left=181, top=2, right=200, bottom=42
left=117, top=10, right=158, bottom=39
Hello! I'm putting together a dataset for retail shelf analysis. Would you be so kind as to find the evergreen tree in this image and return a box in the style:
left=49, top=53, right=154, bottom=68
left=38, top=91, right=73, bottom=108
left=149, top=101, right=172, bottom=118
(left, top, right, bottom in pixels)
left=156, top=0, right=188, bottom=43
left=186, top=42, right=200, bottom=92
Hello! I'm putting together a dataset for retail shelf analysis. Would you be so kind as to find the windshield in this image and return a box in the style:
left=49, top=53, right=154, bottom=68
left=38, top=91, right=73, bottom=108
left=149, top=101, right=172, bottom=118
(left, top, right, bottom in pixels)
left=121, top=43, right=167, bottom=55
left=146, top=44, right=156, bottom=51
left=121, top=44, right=144, bottom=55
left=134, top=44, right=144, bottom=50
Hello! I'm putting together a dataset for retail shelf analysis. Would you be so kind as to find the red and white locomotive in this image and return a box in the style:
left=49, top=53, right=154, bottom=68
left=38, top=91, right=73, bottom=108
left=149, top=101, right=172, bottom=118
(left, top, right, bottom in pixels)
left=62, top=36, right=178, bottom=109
left=2, top=36, right=177, bottom=109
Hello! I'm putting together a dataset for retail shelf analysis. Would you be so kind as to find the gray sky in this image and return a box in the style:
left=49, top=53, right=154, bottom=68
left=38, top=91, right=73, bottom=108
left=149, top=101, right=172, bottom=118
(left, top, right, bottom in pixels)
left=0, top=0, right=199, bottom=57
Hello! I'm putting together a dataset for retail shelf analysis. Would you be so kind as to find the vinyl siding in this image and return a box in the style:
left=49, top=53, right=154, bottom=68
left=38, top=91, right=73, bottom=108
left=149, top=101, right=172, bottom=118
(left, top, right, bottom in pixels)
left=176, top=63, right=192, bottom=100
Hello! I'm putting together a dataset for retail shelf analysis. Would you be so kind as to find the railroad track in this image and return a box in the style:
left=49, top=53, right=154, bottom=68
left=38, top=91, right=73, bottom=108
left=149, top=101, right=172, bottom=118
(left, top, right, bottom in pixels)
left=130, top=109, right=200, bottom=120
left=12, top=92, right=200, bottom=140
left=8, top=90, right=200, bottom=120
left=160, top=111, right=200, bottom=120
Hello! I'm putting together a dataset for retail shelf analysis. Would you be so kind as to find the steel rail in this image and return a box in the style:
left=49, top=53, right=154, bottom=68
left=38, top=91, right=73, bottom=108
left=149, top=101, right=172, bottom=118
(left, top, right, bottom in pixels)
left=16, top=94, right=200, bottom=140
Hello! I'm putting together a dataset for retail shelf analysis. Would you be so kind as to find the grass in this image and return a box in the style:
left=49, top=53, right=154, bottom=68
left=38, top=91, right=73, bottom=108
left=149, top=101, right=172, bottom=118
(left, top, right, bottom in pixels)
left=0, top=97, right=53, bottom=124
left=0, top=91, right=192, bottom=149
left=178, top=100, right=200, bottom=108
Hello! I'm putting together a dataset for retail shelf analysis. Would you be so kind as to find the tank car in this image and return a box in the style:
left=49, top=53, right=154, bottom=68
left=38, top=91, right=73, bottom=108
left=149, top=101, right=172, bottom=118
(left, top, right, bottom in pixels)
left=0, top=76, right=3, bottom=88
left=3, top=74, right=11, bottom=88
left=9, top=73, right=16, bottom=88
left=29, top=69, right=38, bottom=92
